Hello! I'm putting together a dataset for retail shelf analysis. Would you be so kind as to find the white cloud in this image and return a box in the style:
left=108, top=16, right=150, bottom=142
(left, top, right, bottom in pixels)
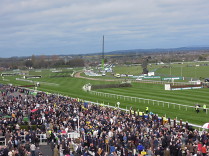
left=0, top=0, right=209, bottom=57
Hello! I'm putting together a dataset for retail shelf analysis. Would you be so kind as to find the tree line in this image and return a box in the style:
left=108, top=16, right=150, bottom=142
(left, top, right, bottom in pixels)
left=0, top=55, right=85, bottom=69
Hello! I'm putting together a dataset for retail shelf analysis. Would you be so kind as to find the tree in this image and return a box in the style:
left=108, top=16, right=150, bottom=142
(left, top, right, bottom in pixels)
left=31, top=55, right=36, bottom=67
left=198, top=55, right=206, bottom=61
left=67, top=58, right=85, bottom=67
left=25, top=60, right=33, bottom=68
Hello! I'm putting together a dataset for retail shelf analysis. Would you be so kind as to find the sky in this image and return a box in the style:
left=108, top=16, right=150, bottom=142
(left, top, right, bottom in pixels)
left=1, top=0, right=209, bottom=58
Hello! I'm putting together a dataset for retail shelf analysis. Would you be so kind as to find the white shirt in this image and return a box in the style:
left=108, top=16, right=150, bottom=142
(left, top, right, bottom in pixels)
left=30, top=144, right=36, bottom=151
left=8, top=151, right=13, bottom=156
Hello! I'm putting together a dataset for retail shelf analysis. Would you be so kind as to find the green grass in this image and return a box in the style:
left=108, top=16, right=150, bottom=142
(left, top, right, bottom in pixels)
left=82, top=63, right=209, bottom=81
left=1, top=67, right=209, bottom=126
left=151, top=63, right=209, bottom=79
left=106, top=63, right=209, bottom=80
left=113, top=65, right=143, bottom=75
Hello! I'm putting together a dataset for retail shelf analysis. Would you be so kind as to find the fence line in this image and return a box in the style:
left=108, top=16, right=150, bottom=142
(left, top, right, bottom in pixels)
left=89, top=90, right=208, bottom=114
left=131, top=79, right=193, bottom=85
left=0, top=132, right=80, bottom=146
left=83, top=100, right=203, bottom=130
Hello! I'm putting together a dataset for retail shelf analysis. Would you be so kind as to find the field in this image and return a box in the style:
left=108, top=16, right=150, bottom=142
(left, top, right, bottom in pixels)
left=113, top=62, right=209, bottom=80
left=155, top=64, right=209, bottom=80
left=96, top=83, right=209, bottom=125
left=1, top=63, right=209, bottom=126
left=113, top=65, right=143, bottom=75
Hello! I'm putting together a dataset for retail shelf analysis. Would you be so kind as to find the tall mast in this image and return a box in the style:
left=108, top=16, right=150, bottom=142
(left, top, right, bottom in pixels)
left=102, top=35, right=104, bottom=71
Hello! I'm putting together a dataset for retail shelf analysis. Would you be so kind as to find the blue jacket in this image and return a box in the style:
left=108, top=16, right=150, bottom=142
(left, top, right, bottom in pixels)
left=137, top=144, right=144, bottom=151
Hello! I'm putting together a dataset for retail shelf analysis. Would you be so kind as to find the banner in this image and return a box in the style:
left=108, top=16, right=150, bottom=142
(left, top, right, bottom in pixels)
left=162, top=77, right=183, bottom=80
left=143, top=76, right=161, bottom=79
left=171, top=86, right=202, bottom=90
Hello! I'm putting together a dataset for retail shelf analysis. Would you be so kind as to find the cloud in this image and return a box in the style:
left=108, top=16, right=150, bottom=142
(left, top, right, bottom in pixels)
left=0, top=0, right=209, bottom=57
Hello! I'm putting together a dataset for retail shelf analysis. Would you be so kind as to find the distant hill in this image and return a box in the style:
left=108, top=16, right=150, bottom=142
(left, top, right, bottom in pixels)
left=4, top=46, right=209, bottom=59
left=89, top=47, right=209, bottom=56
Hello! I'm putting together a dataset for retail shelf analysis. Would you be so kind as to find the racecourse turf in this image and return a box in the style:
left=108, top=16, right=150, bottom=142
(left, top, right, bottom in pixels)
left=1, top=66, right=209, bottom=126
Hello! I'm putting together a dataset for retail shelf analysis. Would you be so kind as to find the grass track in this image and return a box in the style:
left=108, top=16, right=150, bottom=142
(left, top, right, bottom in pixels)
left=1, top=68, right=209, bottom=125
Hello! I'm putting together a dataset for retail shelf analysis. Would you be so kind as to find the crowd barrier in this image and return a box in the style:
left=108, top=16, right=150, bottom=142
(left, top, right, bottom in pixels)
left=0, top=132, right=80, bottom=146
left=131, top=79, right=192, bottom=85
left=0, top=136, right=5, bottom=146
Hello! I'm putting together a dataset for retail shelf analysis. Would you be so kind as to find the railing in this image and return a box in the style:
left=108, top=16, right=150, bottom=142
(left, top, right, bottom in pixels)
left=37, top=134, right=48, bottom=145
left=0, top=136, right=6, bottom=146
left=83, top=100, right=203, bottom=130
left=0, top=132, right=80, bottom=146
left=89, top=90, right=209, bottom=114
left=131, top=79, right=194, bottom=85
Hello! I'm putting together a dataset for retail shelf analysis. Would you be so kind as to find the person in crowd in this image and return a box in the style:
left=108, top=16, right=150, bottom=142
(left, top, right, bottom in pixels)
left=0, top=85, right=209, bottom=156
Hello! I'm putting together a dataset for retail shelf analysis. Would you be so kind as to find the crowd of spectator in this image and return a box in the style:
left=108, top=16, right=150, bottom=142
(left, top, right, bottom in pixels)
left=0, top=84, right=209, bottom=156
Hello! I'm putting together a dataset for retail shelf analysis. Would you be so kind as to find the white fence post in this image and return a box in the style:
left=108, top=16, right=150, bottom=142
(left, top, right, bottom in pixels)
left=90, top=90, right=208, bottom=115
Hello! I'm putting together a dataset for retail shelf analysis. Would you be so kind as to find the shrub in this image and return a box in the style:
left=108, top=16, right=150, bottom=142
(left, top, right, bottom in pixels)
left=91, top=83, right=132, bottom=90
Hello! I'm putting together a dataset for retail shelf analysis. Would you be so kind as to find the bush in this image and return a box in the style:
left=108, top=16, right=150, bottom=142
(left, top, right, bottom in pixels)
left=91, top=83, right=132, bottom=90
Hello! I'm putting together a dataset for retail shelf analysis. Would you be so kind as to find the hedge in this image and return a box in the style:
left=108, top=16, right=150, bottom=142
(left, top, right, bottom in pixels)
left=91, top=83, right=132, bottom=90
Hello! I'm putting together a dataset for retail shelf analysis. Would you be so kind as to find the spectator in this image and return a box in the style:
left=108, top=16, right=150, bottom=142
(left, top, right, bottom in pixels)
left=53, top=145, right=59, bottom=156
left=30, top=143, right=36, bottom=156
left=0, top=85, right=209, bottom=156
left=137, top=143, right=144, bottom=154
left=202, top=144, right=207, bottom=156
